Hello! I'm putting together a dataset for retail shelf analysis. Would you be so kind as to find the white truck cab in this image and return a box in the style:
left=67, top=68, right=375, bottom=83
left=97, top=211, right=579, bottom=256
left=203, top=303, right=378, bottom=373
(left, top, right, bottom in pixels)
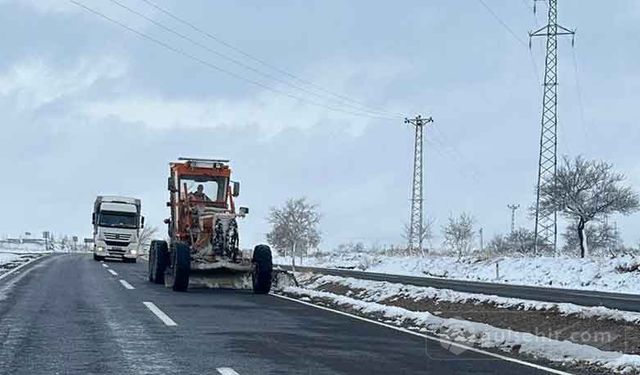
left=92, top=196, right=143, bottom=262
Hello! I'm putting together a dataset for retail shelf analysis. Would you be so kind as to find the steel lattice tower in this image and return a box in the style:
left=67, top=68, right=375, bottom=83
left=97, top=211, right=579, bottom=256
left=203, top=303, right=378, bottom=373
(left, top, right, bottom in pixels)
left=405, top=115, right=433, bottom=253
left=529, top=0, right=574, bottom=254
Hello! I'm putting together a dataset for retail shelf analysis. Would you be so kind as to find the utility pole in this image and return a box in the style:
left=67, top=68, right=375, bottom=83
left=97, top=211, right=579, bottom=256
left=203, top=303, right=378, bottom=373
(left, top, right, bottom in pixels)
left=529, top=0, right=575, bottom=255
left=404, top=115, right=434, bottom=254
left=507, top=204, right=520, bottom=233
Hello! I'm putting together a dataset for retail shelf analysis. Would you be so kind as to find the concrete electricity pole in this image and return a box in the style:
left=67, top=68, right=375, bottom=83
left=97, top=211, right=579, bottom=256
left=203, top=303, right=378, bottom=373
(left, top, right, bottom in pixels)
left=507, top=204, right=520, bottom=233
left=529, top=0, right=575, bottom=255
left=404, top=115, right=434, bottom=254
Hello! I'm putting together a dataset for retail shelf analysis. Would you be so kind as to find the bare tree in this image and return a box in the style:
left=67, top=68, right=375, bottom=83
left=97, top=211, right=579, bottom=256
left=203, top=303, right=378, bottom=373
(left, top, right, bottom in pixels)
left=487, top=228, right=542, bottom=256
left=562, top=220, right=621, bottom=257
left=442, top=213, right=474, bottom=259
left=539, top=156, right=639, bottom=258
left=402, top=218, right=434, bottom=256
left=138, top=226, right=159, bottom=255
left=266, top=198, right=321, bottom=268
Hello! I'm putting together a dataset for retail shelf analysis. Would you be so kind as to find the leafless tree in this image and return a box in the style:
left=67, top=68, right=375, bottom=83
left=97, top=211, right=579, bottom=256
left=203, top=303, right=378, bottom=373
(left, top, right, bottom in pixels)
left=402, top=218, right=434, bottom=256
left=266, top=198, right=321, bottom=268
left=487, top=228, right=542, bottom=256
left=442, top=213, right=474, bottom=259
left=538, top=156, right=639, bottom=258
left=138, top=226, right=159, bottom=254
left=562, top=220, right=621, bottom=257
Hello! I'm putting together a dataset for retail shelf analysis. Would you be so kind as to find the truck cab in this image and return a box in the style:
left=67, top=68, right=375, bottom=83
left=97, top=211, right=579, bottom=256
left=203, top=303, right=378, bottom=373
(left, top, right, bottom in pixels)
left=93, top=196, right=143, bottom=262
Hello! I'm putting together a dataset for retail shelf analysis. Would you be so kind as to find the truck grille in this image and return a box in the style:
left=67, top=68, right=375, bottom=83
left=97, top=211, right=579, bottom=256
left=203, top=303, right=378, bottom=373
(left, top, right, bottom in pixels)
left=105, top=240, right=129, bottom=247
left=108, top=248, right=126, bottom=257
left=104, top=232, right=132, bottom=241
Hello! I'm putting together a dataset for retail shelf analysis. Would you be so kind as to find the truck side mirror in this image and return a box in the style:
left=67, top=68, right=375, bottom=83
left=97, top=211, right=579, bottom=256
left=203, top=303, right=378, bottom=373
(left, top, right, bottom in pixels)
left=141, top=216, right=145, bottom=228
left=168, top=176, right=176, bottom=192
left=239, top=207, right=249, bottom=216
left=92, top=213, right=96, bottom=225
left=232, top=181, right=240, bottom=197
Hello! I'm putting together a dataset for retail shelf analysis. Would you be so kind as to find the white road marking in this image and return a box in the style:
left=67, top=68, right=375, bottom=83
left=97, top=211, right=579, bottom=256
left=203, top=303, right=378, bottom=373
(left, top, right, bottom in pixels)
left=217, top=368, right=240, bottom=375
left=272, top=294, right=572, bottom=375
left=108, top=269, right=118, bottom=276
left=143, top=302, right=177, bottom=326
left=102, top=263, right=108, bottom=268
left=119, top=279, right=135, bottom=289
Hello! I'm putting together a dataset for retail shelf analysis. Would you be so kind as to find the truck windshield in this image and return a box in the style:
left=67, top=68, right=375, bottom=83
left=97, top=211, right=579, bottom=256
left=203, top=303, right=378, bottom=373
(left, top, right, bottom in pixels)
left=182, top=177, right=227, bottom=202
left=99, top=211, right=138, bottom=229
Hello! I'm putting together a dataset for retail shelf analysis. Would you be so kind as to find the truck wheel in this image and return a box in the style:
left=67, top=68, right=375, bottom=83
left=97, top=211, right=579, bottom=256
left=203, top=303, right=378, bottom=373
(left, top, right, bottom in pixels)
left=252, top=244, right=273, bottom=294
left=165, top=242, right=190, bottom=292
left=148, top=240, right=168, bottom=284
left=93, top=253, right=104, bottom=261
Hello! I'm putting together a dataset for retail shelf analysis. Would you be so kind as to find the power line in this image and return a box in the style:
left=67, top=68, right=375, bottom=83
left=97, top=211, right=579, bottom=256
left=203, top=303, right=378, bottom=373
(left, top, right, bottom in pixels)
left=476, top=0, right=528, bottom=47
left=70, top=0, right=397, bottom=120
left=571, top=44, right=590, bottom=148
left=137, top=0, right=404, bottom=119
left=475, top=0, right=541, bottom=85
left=107, top=0, right=398, bottom=119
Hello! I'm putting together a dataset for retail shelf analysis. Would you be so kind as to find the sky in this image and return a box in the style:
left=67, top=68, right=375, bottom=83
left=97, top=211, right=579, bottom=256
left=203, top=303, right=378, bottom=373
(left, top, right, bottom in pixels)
left=0, top=0, right=638, bottom=249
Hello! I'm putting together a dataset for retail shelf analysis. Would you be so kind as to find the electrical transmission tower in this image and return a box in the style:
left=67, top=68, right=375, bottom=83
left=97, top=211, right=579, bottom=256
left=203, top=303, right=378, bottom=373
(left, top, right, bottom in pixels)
left=405, top=115, right=434, bottom=254
left=529, top=0, right=575, bottom=255
left=507, top=204, right=520, bottom=233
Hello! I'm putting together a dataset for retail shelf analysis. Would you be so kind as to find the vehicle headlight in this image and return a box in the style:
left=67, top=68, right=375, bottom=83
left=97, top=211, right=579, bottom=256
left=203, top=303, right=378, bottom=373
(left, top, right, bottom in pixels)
left=97, top=246, right=104, bottom=251
left=131, top=249, right=137, bottom=255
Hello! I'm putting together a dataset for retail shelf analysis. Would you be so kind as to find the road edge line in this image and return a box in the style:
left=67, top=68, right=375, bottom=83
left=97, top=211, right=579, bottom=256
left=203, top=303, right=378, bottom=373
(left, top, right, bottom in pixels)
left=271, top=293, right=572, bottom=375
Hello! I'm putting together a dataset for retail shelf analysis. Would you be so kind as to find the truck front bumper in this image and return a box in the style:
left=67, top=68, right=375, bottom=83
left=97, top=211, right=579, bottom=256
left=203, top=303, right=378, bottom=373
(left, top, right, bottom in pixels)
left=95, top=244, right=138, bottom=259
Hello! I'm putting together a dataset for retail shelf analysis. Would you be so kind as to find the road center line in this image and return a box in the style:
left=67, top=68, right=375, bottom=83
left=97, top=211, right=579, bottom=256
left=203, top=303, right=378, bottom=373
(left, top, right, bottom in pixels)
left=217, top=368, right=240, bottom=375
left=143, top=302, right=177, bottom=326
left=107, top=269, right=118, bottom=276
left=102, top=263, right=108, bottom=268
left=119, top=279, right=135, bottom=289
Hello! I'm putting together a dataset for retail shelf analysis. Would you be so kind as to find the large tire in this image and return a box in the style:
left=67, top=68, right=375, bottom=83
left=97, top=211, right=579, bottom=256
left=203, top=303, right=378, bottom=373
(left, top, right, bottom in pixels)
left=165, top=242, right=190, bottom=292
left=148, top=240, right=168, bottom=284
left=252, top=244, right=273, bottom=294
left=93, top=253, right=104, bottom=261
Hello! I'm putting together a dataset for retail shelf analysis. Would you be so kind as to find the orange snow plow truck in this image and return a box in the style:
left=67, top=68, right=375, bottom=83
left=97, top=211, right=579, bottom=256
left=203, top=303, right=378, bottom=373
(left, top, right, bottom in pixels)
left=147, top=158, right=272, bottom=293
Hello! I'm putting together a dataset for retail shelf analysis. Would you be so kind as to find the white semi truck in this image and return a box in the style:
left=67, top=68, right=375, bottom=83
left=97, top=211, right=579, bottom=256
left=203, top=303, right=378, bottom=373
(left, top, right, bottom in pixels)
left=92, top=196, right=144, bottom=262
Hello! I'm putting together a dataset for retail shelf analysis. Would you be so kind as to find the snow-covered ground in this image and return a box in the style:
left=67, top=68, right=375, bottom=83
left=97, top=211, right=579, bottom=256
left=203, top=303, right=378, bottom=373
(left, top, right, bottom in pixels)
left=283, top=284, right=640, bottom=373
left=0, top=242, right=49, bottom=254
left=0, top=253, right=21, bottom=267
left=300, top=273, right=640, bottom=324
left=274, top=252, right=640, bottom=295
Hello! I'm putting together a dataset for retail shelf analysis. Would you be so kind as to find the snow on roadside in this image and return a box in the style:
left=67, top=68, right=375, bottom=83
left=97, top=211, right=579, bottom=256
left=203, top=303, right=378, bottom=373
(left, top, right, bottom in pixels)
left=299, top=273, right=640, bottom=324
left=275, top=253, right=640, bottom=295
left=0, top=253, right=21, bottom=268
left=283, top=285, right=640, bottom=373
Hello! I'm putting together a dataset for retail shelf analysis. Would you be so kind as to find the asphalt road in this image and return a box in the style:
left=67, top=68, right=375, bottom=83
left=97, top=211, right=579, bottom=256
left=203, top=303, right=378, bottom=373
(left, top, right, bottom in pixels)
left=280, top=265, right=640, bottom=312
left=0, top=254, right=558, bottom=374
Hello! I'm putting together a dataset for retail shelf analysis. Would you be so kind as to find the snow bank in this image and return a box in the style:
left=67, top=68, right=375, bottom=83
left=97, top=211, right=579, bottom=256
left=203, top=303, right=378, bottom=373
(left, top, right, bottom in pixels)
left=301, top=274, right=640, bottom=324
left=275, top=253, right=640, bottom=295
left=283, top=285, right=640, bottom=373
left=0, top=253, right=21, bottom=267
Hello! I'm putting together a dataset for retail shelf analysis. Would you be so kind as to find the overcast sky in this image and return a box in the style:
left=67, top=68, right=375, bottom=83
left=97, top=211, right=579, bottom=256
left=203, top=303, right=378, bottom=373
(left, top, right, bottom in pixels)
left=1, top=0, right=638, bottom=249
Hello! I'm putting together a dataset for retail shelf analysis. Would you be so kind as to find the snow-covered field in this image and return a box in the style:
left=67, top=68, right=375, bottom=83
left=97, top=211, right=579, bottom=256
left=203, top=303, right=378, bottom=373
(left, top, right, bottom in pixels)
left=299, top=273, right=640, bottom=324
left=0, top=244, right=51, bottom=276
left=275, top=252, right=640, bottom=295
